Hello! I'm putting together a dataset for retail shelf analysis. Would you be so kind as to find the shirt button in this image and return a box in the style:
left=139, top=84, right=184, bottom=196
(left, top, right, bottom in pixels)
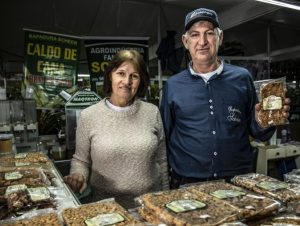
left=210, top=111, right=214, bottom=115
left=212, top=131, right=216, bottom=135
left=207, top=82, right=210, bottom=84
left=209, top=99, right=213, bottom=103
left=214, top=152, right=218, bottom=156
left=210, top=106, right=213, bottom=109
left=213, top=173, right=218, bottom=177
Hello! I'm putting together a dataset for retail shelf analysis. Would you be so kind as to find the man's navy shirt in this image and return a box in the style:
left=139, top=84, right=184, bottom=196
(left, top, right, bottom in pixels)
left=160, top=62, right=275, bottom=178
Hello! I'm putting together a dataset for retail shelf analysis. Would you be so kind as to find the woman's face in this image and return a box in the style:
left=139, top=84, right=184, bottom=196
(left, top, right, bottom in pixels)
left=110, top=61, right=141, bottom=107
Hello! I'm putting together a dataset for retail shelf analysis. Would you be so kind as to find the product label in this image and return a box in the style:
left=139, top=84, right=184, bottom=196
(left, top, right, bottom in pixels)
left=210, top=189, right=246, bottom=199
left=85, top=213, right=125, bottom=226
left=15, top=162, right=30, bottom=167
left=5, top=184, right=27, bottom=195
left=4, top=171, right=23, bottom=180
left=166, top=199, right=206, bottom=213
left=15, top=153, right=28, bottom=159
left=263, top=95, right=282, bottom=110
left=257, top=181, right=289, bottom=191
left=27, top=187, right=50, bottom=202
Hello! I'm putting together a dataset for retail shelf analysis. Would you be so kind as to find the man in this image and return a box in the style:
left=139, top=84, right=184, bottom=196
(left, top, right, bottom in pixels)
left=160, top=8, right=290, bottom=189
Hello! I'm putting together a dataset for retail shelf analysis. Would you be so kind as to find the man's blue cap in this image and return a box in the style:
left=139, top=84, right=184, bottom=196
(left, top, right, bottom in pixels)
left=185, top=8, right=220, bottom=31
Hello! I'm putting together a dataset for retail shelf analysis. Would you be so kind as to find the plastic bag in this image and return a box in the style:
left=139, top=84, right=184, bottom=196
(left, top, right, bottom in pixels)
left=136, top=187, right=239, bottom=225
left=62, top=198, right=142, bottom=226
left=255, top=77, right=287, bottom=127
left=185, top=180, right=281, bottom=221
left=232, top=173, right=300, bottom=203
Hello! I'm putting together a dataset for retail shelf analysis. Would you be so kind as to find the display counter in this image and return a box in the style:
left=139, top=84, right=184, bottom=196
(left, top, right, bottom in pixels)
left=1, top=151, right=300, bottom=225
left=0, top=151, right=79, bottom=223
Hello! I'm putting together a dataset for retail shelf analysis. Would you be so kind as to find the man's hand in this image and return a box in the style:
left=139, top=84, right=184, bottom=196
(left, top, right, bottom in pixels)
left=64, top=173, right=87, bottom=194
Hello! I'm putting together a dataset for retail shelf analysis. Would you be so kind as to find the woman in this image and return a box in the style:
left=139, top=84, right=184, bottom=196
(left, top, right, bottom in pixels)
left=64, top=50, right=169, bottom=208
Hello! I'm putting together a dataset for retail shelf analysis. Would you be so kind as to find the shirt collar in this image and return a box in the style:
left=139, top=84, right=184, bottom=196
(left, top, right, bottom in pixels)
left=188, top=59, right=224, bottom=78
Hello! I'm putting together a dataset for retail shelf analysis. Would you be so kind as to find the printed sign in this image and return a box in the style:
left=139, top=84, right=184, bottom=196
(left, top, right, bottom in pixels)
left=84, top=37, right=149, bottom=96
left=24, top=29, right=80, bottom=108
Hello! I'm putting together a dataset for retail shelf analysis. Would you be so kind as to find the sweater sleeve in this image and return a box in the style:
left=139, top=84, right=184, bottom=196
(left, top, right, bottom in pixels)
left=155, top=108, right=170, bottom=190
left=69, top=111, right=92, bottom=181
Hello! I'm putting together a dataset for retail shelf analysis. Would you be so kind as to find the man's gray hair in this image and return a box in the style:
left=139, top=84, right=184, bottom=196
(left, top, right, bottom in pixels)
left=183, top=27, right=223, bottom=37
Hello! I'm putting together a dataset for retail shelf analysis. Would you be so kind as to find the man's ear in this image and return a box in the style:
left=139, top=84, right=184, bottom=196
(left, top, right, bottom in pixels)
left=219, top=31, right=223, bottom=47
left=182, top=34, right=189, bottom=50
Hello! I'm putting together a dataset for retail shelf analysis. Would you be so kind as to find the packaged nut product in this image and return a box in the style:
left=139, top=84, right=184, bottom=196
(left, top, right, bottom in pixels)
left=1, top=212, right=62, bottom=226
left=284, top=169, right=300, bottom=184
left=185, top=181, right=280, bottom=221
left=138, top=207, right=164, bottom=225
left=0, top=185, right=56, bottom=220
left=138, top=188, right=239, bottom=226
left=0, top=152, right=50, bottom=165
left=270, top=213, right=300, bottom=225
left=6, top=187, right=54, bottom=212
left=256, top=78, right=287, bottom=128
left=0, top=168, right=50, bottom=187
left=232, top=173, right=300, bottom=203
left=62, top=199, right=142, bottom=226
left=248, top=213, right=300, bottom=225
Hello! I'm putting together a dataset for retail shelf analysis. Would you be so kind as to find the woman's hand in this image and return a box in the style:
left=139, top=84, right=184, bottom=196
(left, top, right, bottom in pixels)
left=64, top=173, right=87, bottom=194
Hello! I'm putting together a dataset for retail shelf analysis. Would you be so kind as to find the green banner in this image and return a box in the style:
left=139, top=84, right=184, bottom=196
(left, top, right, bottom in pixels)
left=84, top=37, right=148, bottom=97
left=24, top=29, right=80, bottom=108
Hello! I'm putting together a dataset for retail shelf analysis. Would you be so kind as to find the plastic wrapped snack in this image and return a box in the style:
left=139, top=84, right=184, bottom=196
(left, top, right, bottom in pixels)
left=1, top=212, right=62, bottom=226
left=6, top=186, right=54, bottom=212
left=232, top=173, right=300, bottom=203
left=0, top=185, right=57, bottom=220
left=137, top=188, right=239, bottom=226
left=62, top=199, right=142, bottom=226
left=0, top=152, right=50, bottom=165
left=285, top=199, right=300, bottom=216
left=250, top=213, right=300, bottom=225
left=185, top=181, right=281, bottom=221
left=137, top=207, right=164, bottom=225
left=0, top=167, right=50, bottom=187
left=255, top=78, right=287, bottom=128
left=284, top=169, right=300, bottom=184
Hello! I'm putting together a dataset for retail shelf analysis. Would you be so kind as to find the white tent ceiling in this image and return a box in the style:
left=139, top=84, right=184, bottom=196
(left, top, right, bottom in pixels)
left=0, top=0, right=300, bottom=73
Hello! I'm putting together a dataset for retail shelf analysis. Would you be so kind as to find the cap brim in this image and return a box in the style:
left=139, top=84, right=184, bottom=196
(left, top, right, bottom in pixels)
left=185, top=17, right=219, bottom=31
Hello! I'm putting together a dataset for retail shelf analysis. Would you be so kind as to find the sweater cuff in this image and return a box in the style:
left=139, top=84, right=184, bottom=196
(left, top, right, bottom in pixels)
left=70, top=159, right=90, bottom=182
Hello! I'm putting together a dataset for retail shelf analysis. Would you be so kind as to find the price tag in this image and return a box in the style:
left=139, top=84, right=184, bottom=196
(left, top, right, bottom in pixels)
left=85, top=213, right=125, bottom=226
left=27, top=187, right=50, bottom=202
left=15, top=153, right=28, bottom=159
left=257, top=181, right=289, bottom=191
left=5, top=184, right=27, bottom=195
left=166, top=199, right=206, bottom=213
left=210, top=189, right=246, bottom=199
left=4, top=171, right=23, bottom=180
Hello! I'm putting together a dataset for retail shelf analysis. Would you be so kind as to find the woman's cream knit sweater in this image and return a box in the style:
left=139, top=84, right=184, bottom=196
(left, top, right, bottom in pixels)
left=70, top=98, right=169, bottom=208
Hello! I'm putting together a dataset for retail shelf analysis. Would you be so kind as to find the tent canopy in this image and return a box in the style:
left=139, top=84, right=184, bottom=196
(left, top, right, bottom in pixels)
left=1, top=0, right=300, bottom=72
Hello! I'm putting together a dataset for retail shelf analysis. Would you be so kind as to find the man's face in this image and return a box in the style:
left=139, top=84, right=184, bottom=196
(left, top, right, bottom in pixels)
left=182, top=21, right=222, bottom=65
